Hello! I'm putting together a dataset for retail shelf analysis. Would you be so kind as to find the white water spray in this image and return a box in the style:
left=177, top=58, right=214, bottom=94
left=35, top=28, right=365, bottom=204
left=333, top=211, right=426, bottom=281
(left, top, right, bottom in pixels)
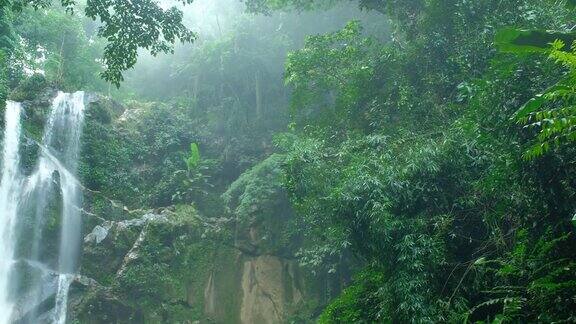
left=53, top=274, right=74, bottom=324
left=34, top=92, right=85, bottom=323
left=0, top=101, right=23, bottom=324
left=0, top=92, right=86, bottom=323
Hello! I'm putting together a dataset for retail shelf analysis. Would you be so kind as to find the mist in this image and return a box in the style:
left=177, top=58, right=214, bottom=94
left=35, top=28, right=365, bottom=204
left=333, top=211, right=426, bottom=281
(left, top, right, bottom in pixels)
left=1, top=0, right=576, bottom=323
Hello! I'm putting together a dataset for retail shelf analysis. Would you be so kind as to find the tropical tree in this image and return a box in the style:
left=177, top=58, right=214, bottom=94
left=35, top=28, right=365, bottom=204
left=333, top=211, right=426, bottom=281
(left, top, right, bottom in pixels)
left=0, top=0, right=195, bottom=86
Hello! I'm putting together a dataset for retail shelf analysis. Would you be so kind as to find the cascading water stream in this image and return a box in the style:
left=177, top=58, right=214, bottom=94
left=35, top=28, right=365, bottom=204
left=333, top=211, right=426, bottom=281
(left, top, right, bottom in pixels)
left=0, top=92, right=86, bottom=323
left=34, top=91, right=85, bottom=323
left=0, top=101, right=23, bottom=324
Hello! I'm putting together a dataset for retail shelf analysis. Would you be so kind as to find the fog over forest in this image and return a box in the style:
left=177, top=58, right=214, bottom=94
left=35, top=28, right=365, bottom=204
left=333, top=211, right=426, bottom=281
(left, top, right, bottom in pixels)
left=0, top=0, right=575, bottom=323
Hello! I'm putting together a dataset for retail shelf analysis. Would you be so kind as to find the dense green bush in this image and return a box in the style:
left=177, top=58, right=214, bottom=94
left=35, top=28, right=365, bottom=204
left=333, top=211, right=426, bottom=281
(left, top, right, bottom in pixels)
left=268, top=1, right=576, bottom=322
left=9, top=73, right=47, bottom=101
left=318, top=269, right=385, bottom=323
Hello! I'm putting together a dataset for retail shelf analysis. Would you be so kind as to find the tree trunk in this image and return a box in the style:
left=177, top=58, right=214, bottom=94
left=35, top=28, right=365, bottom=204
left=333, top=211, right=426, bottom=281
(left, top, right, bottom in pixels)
left=255, top=70, right=262, bottom=121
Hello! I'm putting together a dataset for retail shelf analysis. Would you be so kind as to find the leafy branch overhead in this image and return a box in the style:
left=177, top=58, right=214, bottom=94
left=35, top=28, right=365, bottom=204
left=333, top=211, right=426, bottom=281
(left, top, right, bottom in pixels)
left=519, top=40, right=576, bottom=158
left=3, top=0, right=196, bottom=87
left=86, top=0, right=196, bottom=87
left=496, top=27, right=576, bottom=158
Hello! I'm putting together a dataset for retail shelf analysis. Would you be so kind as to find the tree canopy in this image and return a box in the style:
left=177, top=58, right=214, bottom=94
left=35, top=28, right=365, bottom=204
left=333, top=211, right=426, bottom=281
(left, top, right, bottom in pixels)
left=1, top=0, right=195, bottom=86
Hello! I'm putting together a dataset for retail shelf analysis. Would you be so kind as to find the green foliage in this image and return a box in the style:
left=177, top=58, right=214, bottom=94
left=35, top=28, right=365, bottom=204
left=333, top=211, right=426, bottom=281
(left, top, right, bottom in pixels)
left=12, top=8, right=99, bottom=89
left=0, top=50, right=7, bottom=104
left=0, top=7, right=16, bottom=52
left=272, top=1, right=576, bottom=322
left=80, top=101, right=203, bottom=207
left=113, top=221, right=200, bottom=321
left=1, top=0, right=195, bottom=86
left=243, top=0, right=391, bottom=15
left=223, top=154, right=287, bottom=222
left=0, top=6, right=13, bottom=104
left=8, top=0, right=576, bottom=322
left=495, top=28, right=576, bottom=54
left=318, top=268, right=386, bottom=323
left=285, top=20, right=384, bottom=130
left=9, top=73, right=46, bottom=101
left=466, top=229, right=576, bottom=323
left=222, top=154, right=296, bottom=253
left=244, top=0, right=341, bottom=13
left=83, top=0, right=196, bottom=86
left=512, top=39, right=576, bottom=159
left=279, top=128, right=478, bottom=322
left=185, top=143, right=200, bottom=171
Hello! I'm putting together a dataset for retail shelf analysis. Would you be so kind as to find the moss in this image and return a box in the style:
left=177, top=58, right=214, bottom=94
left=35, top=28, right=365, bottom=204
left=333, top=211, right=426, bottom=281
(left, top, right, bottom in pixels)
left=9, top=74, right=48, bottom=101
left=81, top=206, right=245, bottom=323
left=99, top=212, right=218, bottom=322
left=0, top=51, right=8, bottom=108
left=86, top=101, right=112, bottom=125
left=72, top=286, right=144, bottom=323
left=204, top=247, right=243, bottom=323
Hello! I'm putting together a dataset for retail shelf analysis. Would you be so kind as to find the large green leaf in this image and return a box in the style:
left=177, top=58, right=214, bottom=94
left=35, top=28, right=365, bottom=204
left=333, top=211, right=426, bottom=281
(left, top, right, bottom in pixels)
left=185, top=143, right=201, bottom=170
left=495, top=28, right=576, bottom=54
left=512, top=80, right=572, bottom=119
left=512, top=96, right=546, bottom=119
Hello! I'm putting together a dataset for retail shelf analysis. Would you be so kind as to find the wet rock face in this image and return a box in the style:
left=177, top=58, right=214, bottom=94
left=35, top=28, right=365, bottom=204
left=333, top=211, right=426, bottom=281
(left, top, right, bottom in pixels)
left=199, top=219, right=314, bottom=324
left=199, top=252, right=310, bottom=324
left=68, top=283, right=144, bottom=324
left=84, top=225, right=109, bottom=245
left=73, top=208, right=318, bottom=324
left=10, top=261, right=59, bottom=324
left=80, top=213, right=166, bottom=286
left=239, top=256, right=303, bottom=324
left=84, top=93, right=125, bottom=123
left=71, top=210, right=204, bottom=322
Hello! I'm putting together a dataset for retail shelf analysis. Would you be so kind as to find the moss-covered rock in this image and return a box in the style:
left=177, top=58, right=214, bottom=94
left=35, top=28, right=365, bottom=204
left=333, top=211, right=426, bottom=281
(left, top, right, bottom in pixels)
left=73, top=202, right=324, bottom=323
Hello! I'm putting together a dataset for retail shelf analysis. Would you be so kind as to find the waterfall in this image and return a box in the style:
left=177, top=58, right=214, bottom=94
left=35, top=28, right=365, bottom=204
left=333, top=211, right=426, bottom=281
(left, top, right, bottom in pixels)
left=0, top=92, right=86, bottom=323
left=36, top=92, right=85, bottom=323
left=53, top=274, right=74, bottom=324
left=33, top=92, right=85, bottom=274
left=0, top=102, right=23, bottom=324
